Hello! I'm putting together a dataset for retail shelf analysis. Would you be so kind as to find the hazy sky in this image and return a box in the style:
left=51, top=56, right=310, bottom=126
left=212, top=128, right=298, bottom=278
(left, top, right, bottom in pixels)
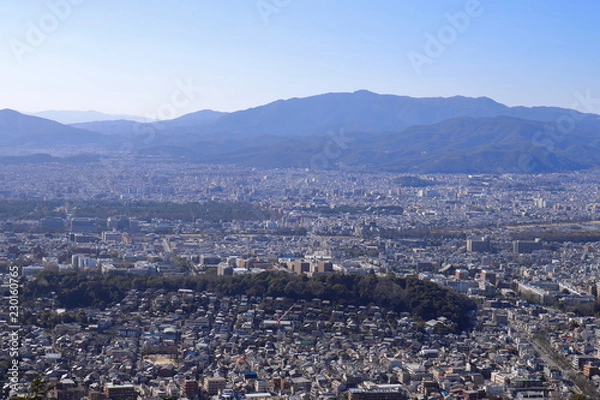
left=1, top=0, right=599, bottom=118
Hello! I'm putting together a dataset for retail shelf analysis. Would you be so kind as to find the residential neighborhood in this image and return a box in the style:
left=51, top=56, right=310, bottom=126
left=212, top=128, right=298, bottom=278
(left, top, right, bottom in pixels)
left=1, top=161, right=600, bottom=399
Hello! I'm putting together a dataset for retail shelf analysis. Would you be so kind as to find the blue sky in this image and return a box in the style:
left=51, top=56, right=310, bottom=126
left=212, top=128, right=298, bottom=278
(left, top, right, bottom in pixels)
left=1, top=0, right=599, bottom=117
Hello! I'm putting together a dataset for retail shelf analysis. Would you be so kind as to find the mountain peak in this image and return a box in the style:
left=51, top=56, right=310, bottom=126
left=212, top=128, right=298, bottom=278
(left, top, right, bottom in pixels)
left=353, top=89, right=377, bottom=95
left=0, top=108, right=21, bottom=114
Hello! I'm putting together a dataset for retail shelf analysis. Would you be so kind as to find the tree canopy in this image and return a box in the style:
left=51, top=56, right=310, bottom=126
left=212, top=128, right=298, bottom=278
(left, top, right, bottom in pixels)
left=24, top=271, right=477, bottom=331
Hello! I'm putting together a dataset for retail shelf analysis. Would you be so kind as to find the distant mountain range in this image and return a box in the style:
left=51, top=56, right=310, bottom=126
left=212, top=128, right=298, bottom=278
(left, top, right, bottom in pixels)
left=29, top=110, right=154, bottom=124
left=0, top=109, right=107, bottom=146
left=4, top=91, right=600, bottom=173
left=70, top=109, right=226, bottom=136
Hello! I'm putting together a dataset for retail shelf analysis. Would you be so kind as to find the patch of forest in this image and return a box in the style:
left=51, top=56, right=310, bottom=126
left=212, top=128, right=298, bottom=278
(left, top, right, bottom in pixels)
left=23, top=271, right=477, bottom=331
left=0, top=199, right=268, bottom=222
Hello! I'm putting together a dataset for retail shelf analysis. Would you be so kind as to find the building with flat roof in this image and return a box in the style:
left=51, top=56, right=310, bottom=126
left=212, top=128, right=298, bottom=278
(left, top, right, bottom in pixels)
left=204, top=377, right=226, bottom=395
left=104, top=383, right=137, bottom=400
left=513, top=239, right=543, bottom=254
left=348, top=388, right=407, bottom=400
left=467, top=238, right=490, bottom=252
